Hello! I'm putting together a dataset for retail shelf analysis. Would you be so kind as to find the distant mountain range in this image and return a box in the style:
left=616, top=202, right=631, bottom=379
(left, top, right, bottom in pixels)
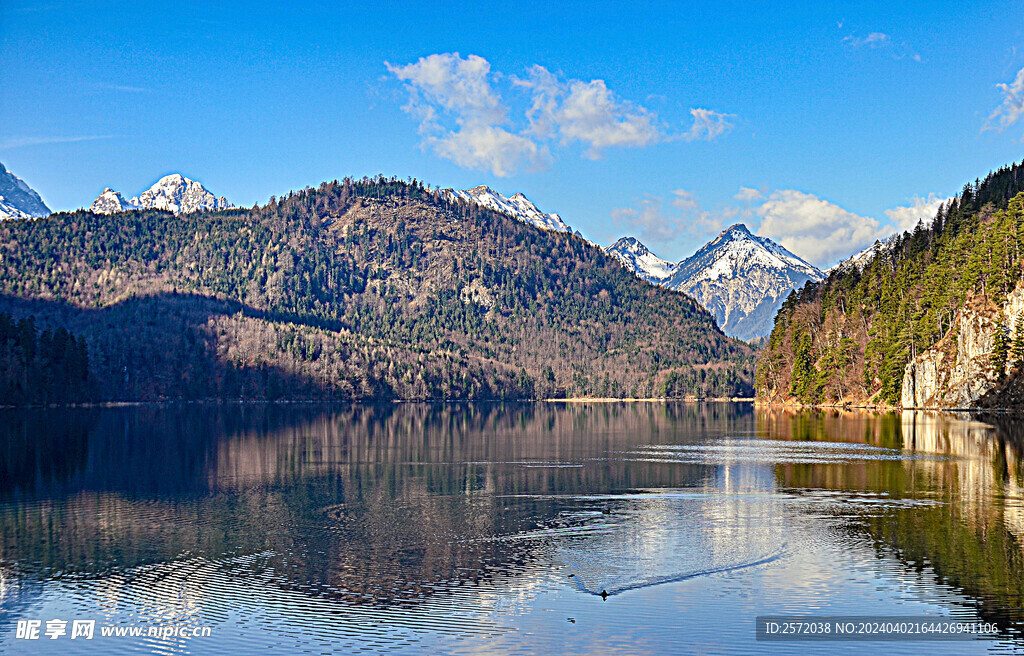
left=0, top=163, right=833, bottom=341
left=0, top=162, right=50, bottom=221
left=91, top=174, right=233, bottom=215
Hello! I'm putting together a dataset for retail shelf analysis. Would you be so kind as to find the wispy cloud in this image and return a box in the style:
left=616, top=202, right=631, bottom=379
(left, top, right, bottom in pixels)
left=612, top=190, right=720, bottom=246
left=0, top=135, right=114, bottom=150
left=734, top=186, right=764, bottom=202
left=842, top=31, right=921, bottom=62
left=671, top=189, right=699, bottom=211
left=983, top=67, right=1024, bottom=136
left=611, top=199, right=682, bottom=243
left=843, top=32, right=890, bottom=49
left=387, top=53, right=734, bottom=176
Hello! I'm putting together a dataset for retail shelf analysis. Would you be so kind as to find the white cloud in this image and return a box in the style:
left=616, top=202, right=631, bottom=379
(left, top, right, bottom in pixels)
left=386, top=53, right=538, bottom=176
left=556, top=79, right=661, bottom=156
left=515, top=64, right=563, bottom=139
left=515, top=66, right=663, bottom=158
left=755, top=190, right=885, bottom=268
left=388, top=54, right=734, bottom=174
left=734, top=186, right=764, bottom=202
left=429, top=125, right=548, bottom=178
left=386, top=53, right=505, bottom=125
left=883, top=193, right=950, bottom=232
left=681, top=108, right=735, bottom=141
left=613, top=183, right=952, bottom=269
left=612, top=191, right=721, bottom=246
left=984, top=67, right=1024, bottom=135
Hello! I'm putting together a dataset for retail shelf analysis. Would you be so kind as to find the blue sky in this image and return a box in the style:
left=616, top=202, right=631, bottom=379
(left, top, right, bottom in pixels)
left=2, top=1, right=1023, bottom=267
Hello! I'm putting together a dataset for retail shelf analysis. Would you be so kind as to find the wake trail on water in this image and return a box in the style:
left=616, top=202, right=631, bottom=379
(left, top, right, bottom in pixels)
left=564, top=547, right=787, bottom=597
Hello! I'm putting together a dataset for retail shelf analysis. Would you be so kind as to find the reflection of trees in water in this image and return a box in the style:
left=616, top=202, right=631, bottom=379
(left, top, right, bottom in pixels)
left=764, top=407, right=1024, bottom=635
left=755, top=407, right=905, bottom=450
left=0, top=402, right=752, bottom=606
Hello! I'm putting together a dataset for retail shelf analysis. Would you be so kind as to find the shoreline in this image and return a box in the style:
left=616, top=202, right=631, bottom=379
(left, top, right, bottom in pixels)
left=6, top=398, right=1020, bottom=412
left=754, top=400, right=1024, bottom=415
left=0, top=396, right=757, bottom=410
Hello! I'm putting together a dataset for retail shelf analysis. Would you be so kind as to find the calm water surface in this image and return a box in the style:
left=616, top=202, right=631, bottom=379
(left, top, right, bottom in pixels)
left=1, top=402, right=1024, bottom=654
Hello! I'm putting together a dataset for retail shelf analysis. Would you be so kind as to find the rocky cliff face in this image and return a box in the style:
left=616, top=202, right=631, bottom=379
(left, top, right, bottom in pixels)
left=902, top=280, right=1024, bottom=408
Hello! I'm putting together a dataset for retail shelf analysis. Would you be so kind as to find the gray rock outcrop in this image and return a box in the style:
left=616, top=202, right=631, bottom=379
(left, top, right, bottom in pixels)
left=902, top=280, right=1024, bottom=408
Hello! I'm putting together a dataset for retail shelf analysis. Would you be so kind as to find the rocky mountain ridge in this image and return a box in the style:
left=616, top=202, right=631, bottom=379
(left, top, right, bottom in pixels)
left=447, top=185, right=571, bottom=233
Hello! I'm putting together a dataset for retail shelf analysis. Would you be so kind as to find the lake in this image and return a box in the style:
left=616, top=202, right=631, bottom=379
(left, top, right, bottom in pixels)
left=1, top=402, right=1023, bottom=654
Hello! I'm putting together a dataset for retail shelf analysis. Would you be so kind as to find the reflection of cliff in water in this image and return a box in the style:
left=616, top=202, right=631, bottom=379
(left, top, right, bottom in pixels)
left=763, top=407, right=1024, bottom=635
left=0, top=402, right=752, bottom=606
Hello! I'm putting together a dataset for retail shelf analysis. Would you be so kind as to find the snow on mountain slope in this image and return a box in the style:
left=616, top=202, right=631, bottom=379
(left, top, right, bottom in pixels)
left=605, top=236, right=679, bottom=282
left=91, top=174, right=233, bottom=215
left=0, top=162, right=50, bottom=221
left=448, top=185, right=572, bottom=233
left=91, top=188, right=137, bottom=214
left=664, top=224, right=824, bottom=341
left=827, top=235, right=898, bottom=274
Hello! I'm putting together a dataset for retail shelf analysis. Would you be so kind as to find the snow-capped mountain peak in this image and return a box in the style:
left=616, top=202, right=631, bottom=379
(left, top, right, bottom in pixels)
left=679, top=223, right=821, bottom=284
left=663, top=224, right=824, bottom=341
left=90, top=188, right=137, bottom=214
left=0, top=161, right=50, bottom=221
left=447, top=185, right=572, bottom=233
left=605, top=236, right=679, bottom=282
left=91, top=174, right=234, bottom=215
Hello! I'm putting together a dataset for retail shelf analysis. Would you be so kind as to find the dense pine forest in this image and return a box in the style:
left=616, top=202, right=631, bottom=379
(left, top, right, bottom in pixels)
left=0, top=177, right=754, bottom=404
left=757, top=160, right=1024, bottom=405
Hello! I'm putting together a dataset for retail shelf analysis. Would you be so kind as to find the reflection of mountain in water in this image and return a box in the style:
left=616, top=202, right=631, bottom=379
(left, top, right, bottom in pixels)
left=0, top=403, right=753, bottom=608
left=763, top=407, right=1024, bottom=636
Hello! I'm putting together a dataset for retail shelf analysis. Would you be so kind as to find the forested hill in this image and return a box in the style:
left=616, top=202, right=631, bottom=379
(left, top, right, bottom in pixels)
left=757, top=160, right=1024, bottom=406
left=0, top=176, right=753, bottom=403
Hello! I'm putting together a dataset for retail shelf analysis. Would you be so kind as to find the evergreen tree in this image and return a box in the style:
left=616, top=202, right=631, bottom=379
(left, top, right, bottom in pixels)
left=789, top=331, right=816, bottom=401
left=992, top=316, right=1009, bottom=380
